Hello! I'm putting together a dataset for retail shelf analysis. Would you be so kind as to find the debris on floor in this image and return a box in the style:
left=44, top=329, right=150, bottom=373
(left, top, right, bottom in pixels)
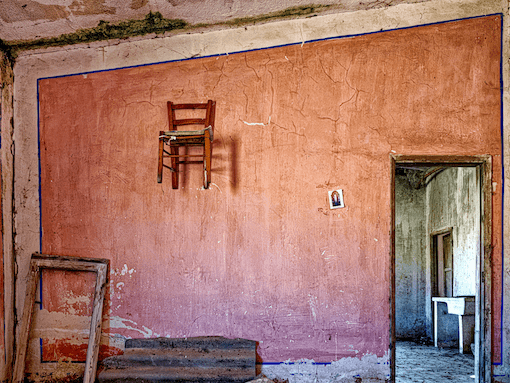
left=246, top=375, right=289, bottom=383
left=246, top=374, right=275, bottom=383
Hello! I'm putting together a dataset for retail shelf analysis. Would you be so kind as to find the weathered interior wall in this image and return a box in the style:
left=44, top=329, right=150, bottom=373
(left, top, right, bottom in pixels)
left=0, top=51, right=13, bottom=382
left=25, top=15, right=501, bottom=382
left=395, top=174, right=427, bottom=340
left=395, top=167, right=480, bottom=344
left=0, top=0, right=431, bottom=41
left=427, top=167, right=480, bottom=297
left=9, top=1, right=508, bottom=381
left=425, top=167, right=480, bottom=348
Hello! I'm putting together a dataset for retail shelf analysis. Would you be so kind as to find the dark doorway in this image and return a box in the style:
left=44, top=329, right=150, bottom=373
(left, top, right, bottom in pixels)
left=390, top=155, right=492, bottom=383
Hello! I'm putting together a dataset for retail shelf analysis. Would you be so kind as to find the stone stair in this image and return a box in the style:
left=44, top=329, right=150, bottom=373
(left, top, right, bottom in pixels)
left=98, top=336, right=257, bottom=383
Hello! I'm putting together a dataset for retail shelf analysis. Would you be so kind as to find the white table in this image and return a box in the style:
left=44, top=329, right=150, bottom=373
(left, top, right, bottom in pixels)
left=432, top=296, right=475, bottom=354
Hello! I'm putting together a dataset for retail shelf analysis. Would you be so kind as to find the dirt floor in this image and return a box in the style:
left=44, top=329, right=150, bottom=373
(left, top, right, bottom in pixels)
left=396, top=341, right=474, bottom=383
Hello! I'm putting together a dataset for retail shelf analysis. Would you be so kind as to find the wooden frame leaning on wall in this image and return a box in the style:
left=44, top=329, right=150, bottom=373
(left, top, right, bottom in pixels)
left=13, top=253, right=109, bottom=383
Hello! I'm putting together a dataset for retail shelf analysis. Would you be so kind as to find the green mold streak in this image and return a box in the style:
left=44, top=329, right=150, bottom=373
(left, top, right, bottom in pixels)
left=2, top=4, right=337, bottom=59
left=219, top=4, right=335, bottom=27
left=5, top=11, right=187, bottom=58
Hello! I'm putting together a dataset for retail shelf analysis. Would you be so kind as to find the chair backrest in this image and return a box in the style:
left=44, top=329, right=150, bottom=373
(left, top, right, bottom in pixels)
left=167, top=100, right=216, bottom=131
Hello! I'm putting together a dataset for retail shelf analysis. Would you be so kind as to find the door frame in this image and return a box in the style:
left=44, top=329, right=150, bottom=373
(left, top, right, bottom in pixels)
left=431, top=227, right=454, bottom=298
left=390, top=154, right=492, bottom=383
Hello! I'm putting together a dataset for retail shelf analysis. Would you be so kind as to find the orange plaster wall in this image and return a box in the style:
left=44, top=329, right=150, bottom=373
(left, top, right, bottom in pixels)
left=37, top=16, right=502, bottom=363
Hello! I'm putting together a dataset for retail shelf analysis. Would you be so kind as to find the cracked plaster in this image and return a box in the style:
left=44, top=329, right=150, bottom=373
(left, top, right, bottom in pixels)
left=5, top=0, right=510, bottom=382
left=0, top=0, right=431, bottom=42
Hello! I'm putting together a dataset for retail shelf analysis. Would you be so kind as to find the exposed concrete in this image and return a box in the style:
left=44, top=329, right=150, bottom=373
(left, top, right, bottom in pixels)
left=261, top=354, right=389, bottom=383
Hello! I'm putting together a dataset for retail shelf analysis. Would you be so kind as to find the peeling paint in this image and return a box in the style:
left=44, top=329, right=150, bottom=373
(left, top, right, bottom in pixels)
left=59, top=292, right=91, bottom=315
left=69, top=0, right=116, bottom=16
left=242, top=116, right=271, bottom=126
left=32, top=309, right=90, bottom=338
left=110, top=316, right=161, bottom=338
left=130, top=0, right=149, bottom=10
left=261, top=353, right=389, bottom=383
left=112, top=263, right=136, bottom=276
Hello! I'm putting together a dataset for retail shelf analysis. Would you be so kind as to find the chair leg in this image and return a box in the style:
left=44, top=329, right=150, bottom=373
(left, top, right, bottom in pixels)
left=204, top=132, right=212, bottom=189
left=171, top=145, right=179, bottom=189
left=157, top=132, right=164, bottom=183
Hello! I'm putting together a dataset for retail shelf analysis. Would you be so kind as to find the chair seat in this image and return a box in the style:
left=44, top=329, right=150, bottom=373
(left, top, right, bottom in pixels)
left=160, top=126, right=213, bottom=141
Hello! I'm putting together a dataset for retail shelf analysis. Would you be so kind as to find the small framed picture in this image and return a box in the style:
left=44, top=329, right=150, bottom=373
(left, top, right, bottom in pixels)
left=328, top=189, right=345, bottom=209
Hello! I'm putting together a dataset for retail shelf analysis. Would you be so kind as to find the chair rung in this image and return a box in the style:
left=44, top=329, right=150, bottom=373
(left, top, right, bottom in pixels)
left=164, top=154, right=205, bottom=158
left=163, top=134, right=205, bottom=139
left=168, top=141, right=206, bottom=145
left=173, top=118, right=206, bottom=125
left=172, top=103, right=208, bottom=109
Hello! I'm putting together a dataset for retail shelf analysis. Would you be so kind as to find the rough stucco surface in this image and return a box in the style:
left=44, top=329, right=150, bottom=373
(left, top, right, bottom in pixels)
left=0, top=0, right=430, bottom=41
left=395, top=175, right=427, bottom=341
left=8, top=0, right=508, bottom=381
left=427, top=168, right=481, bottom=348
left=0, top=52, right=14, bottom=383
left=427, top=167, right=479, bottom=297
left=27, top=15, right=501, bottom=381
left=395, top=167, right=481, bottom=345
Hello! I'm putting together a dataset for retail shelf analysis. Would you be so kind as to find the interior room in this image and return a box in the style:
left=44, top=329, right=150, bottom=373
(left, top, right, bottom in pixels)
left=0, top=1, right=509, bottom=382
left=395, top=164, right=482, bottom=381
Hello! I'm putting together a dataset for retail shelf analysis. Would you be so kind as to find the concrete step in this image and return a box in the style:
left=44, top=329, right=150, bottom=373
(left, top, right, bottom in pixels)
left=98, top=337, right=256, bottom=383
left=102, top=348, right=254, bottom=369
left=98, top=366, right=255, bottom=383
left=125, top=336, right=255, bottom=351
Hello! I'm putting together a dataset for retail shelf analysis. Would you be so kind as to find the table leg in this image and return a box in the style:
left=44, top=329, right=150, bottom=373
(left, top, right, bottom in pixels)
left=433, top=301, right=439, bottom=348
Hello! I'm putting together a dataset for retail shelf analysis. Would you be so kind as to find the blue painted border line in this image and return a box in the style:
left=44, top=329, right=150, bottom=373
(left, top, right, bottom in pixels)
left=36, top=13, right=505, bottom=365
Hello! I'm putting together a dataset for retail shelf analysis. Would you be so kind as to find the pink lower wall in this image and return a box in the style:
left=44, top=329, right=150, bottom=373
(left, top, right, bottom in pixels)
left=0, top=72, right=5, bottom=368
left=37, top=16, right=502, bottom=364
left=0, top=162, right=4, bottom=365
